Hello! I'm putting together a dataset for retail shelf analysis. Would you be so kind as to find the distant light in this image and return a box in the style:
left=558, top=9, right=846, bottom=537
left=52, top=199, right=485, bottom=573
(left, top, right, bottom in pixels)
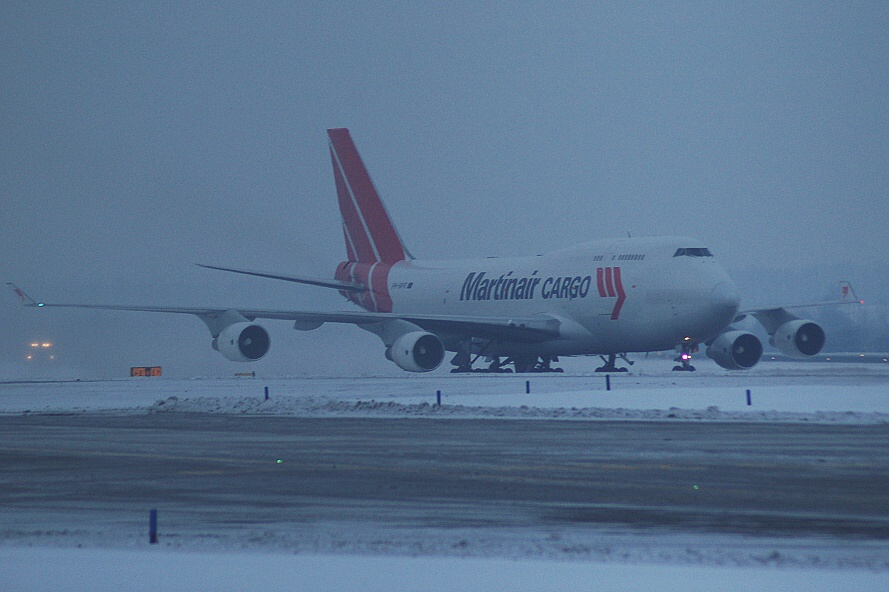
left=37, top=303, right=44, bottom=307
left=860, top=353, right=865, bottom=358
left=826, top=357, right=831, bottom=361
left=30, top=343, right=39, bottom=348
left=693, top=485, right=700, bottom=490
left=860, top=300, right=865, bottom=304
left=41, top=343, right=52, bottom=348
left=26, top=355, right=32, bottom=360
left=276, top=459, right=283, bottom=464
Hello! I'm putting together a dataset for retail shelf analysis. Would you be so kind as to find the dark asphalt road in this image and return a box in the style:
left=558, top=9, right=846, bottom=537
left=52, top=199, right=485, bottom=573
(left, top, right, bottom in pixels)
left=1, top=414, right=888, bottom=543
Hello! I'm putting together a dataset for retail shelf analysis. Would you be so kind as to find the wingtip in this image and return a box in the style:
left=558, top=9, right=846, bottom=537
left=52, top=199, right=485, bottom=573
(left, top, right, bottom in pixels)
left=8, top=283, right=43, bottom=307
left=839, top=280, right=862, bottom=304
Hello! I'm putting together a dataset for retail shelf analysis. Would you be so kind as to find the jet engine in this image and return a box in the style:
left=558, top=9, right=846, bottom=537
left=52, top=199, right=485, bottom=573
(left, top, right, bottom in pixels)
left=771, top=319, right=825, bottom=357
left=214, top=322, right=271, bottom=362
left=706, top=330, right=763, bottom=370
left=386, top=331, right=445, bottom=373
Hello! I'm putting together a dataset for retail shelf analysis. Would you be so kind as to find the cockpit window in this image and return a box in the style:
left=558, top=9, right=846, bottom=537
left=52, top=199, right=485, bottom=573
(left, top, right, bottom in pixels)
left=673, top=247, right=713, bottom=257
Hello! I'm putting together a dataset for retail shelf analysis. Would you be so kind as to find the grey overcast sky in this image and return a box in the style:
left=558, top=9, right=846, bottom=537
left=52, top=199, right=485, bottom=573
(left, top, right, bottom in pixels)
left=2, top=2, right=888, bottom=377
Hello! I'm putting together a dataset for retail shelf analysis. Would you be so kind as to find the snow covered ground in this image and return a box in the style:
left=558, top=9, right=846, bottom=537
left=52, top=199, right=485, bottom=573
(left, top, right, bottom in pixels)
left=3, top=547, right=888, bottom=592
left=2, top=358, right=888, bottom=591
left=2, top=358, right=888, bottom=422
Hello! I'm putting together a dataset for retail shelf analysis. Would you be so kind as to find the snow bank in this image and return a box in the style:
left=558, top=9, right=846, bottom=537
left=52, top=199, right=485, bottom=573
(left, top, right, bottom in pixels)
left=145, top=393, right=889, bottom=424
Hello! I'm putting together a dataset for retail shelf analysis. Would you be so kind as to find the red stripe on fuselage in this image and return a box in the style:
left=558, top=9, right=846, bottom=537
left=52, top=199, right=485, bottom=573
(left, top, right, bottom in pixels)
left=596, top=268, right=607, bottom=297
left=610, top=266, right=626, bottom=320
left=357, top=264, right=376, bottom=311
left=335, top=261, right=361, bottom=308
left=370, top=262, right=394, bottom=313
left=604, top=267, right=616, bottom=297
left=335, top=260, right=394, bottom=313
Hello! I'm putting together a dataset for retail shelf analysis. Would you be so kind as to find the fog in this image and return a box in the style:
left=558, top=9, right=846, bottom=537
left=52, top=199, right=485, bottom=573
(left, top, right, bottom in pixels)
left=2, top=3, right=888, bottom=378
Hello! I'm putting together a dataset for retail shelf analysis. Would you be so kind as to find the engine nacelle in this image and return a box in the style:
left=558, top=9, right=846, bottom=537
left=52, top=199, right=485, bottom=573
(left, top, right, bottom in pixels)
left=386, top=331, right=445, bottom=373
left=771, top=319, right=825, bottom=358
left=214, top=322, right=270, bottom=362
left=706, top=330, right=763, bottom=370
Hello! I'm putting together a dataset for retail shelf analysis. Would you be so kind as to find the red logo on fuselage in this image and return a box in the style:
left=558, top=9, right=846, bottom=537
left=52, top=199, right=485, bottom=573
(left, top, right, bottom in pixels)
left=596, top=267, right=626, bottom=320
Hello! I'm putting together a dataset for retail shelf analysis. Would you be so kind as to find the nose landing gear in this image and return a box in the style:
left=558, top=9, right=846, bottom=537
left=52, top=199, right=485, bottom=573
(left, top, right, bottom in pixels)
left=673, top=341, right=698, bottom=371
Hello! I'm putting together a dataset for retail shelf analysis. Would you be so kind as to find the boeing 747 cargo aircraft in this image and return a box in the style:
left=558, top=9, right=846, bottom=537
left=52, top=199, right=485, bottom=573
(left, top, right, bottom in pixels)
left=10, top=129, right=859, bottom=373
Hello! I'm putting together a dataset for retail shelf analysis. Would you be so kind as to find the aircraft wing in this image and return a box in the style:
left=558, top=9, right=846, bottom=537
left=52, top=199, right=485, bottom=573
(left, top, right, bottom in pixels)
left=257, top=310, right=560, bottom=342
left=8, top=283, right=560, bottom=342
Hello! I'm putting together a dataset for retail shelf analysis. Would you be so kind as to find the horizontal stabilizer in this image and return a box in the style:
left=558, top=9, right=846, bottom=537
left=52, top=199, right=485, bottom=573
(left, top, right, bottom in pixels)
left=197, top=264, right=365, bottom=292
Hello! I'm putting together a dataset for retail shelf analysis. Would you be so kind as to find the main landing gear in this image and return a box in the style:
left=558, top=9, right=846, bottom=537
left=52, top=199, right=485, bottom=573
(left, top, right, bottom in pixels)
left=512, top=356, right=564, bottom=373
left=673, top=341, right=698, bottom=372
left=451, top=355, right=564, bottom=373
left=595, top=353, right=633, bottom=373
left=449, top=342, right=563, bottom=373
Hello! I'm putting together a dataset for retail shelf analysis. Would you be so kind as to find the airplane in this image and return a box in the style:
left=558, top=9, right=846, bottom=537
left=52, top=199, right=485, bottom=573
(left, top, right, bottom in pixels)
left=9, top=128, right=862, bottom=374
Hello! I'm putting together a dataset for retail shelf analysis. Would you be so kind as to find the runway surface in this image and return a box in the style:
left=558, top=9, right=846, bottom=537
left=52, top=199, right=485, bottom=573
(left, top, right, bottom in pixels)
left=2, top=412, right=888, bottom=561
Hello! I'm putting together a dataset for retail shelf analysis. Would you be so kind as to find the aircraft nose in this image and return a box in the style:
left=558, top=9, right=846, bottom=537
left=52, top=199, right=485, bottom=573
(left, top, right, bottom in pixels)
left=710, top=281, right=740, bottom=318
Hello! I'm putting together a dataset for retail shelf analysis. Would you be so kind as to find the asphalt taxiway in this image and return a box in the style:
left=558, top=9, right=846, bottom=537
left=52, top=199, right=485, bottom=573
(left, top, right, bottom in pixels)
left=1, top=413, right=887, bottom=550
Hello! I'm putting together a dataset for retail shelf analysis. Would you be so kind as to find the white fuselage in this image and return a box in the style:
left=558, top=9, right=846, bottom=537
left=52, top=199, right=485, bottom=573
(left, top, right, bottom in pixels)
left=378, top=236, right=740, bottom=356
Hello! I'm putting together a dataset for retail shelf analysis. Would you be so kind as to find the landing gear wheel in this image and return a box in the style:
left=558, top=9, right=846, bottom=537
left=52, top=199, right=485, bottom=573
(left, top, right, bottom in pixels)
left=513, top=356, right=533, bottom=373
left=512, top=356, right=563, bottom=373
left=595, top=353, right=629, bottom=373
left=486, top=357, right=513, bottom=373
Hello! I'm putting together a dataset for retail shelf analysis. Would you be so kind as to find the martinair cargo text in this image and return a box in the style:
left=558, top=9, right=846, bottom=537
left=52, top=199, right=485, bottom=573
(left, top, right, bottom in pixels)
left=10, top=129, right=861, bottom=373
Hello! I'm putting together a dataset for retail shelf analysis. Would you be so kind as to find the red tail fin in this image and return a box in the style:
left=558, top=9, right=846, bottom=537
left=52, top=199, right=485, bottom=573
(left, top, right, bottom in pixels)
left=328, top=128, right=411, bottom=263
